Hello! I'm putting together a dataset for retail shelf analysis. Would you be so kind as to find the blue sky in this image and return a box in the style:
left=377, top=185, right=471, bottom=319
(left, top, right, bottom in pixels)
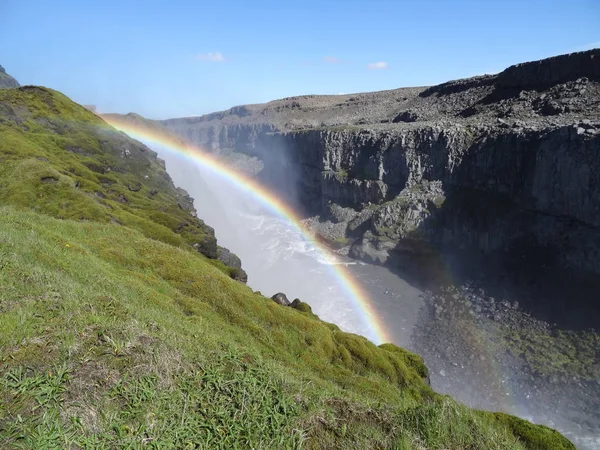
left=1, top=0, right=598, bottom=119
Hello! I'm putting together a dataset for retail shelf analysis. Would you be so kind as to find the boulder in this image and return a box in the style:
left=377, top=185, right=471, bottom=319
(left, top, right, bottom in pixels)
left=291, top=298, right=314, bottom=314
left=217, top=247, right=242, bottom=269
left=271, top=292, right=291, bottom=306
left=229, top=267, right=248, bottom=283
left=192, top=235, right=218, bottom=260
left=217, top=247, right=247, bottom=283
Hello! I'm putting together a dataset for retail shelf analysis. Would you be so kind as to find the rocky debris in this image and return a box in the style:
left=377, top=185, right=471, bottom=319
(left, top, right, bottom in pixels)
left=496, top=118, right=510, bottom=128
left=529, top=77, right=593, bottom=116
left=352, top=180, right=445, bottom=264
left=269, top=294, right=316, bottom=315
left=349, top=231, right=397, bottom=265
left=0, top=65, right=20, bottom=89
left=393, top=110, right=418, bottom=123
left=412, top=284, right=600, bottom=443
left=327, top=203, right=358, bottom=223
left=347, top=208, right=374, bottom=235
left=370, top=180, right=445, bottom=237
left=308, top=180, right=447, bottom=264
left=302, top=202, right=376, bottom=250
left=270, top=292, right=291, bottom=306
left=303, top=213, right=350, bottom=247
left=290, top=298, right=316, bottom=315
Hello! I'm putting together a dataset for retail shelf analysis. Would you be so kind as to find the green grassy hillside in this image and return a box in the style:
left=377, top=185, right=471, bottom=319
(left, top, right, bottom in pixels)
left=0, top=86, right=246, bottom=281
left=0, top=86, right=574, bottom=449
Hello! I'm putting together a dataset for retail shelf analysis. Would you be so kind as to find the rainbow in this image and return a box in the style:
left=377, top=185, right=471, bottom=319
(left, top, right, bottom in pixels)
left=102, top=115, right=391, bottom=345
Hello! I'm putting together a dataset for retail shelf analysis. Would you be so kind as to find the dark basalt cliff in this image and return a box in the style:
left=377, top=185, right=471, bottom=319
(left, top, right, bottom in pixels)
left=160, top=49, right=600, bottom=313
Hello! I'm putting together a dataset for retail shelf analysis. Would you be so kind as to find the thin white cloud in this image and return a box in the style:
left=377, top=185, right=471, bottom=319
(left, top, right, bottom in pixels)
left=196, top=52, right=225, bottom=62
left=323, top=56, right=341, bottom=64
left=368, top=61, right=388, bottom=70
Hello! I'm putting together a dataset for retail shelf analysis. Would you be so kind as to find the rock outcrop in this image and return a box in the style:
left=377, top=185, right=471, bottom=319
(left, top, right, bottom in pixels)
left=270, top=292, right=291, bottom=306
left=217, top=247, right=248, bottom=282
left=158, top=50, right=600, bottom=282
left=0, top=65, right=20, bottom=89
left=270, top=293, right=317, bottom=317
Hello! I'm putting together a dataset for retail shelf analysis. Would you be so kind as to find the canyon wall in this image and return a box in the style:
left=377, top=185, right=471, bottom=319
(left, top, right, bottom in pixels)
left=160, top=50, right=600, bottom=279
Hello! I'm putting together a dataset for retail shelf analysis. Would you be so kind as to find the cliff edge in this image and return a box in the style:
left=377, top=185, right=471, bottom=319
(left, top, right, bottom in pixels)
left=157, top=50, right=600, bottom=299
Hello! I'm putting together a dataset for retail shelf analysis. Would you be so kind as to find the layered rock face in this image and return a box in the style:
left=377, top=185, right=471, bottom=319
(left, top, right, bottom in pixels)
left=160, top=50, right=600, bottom=283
